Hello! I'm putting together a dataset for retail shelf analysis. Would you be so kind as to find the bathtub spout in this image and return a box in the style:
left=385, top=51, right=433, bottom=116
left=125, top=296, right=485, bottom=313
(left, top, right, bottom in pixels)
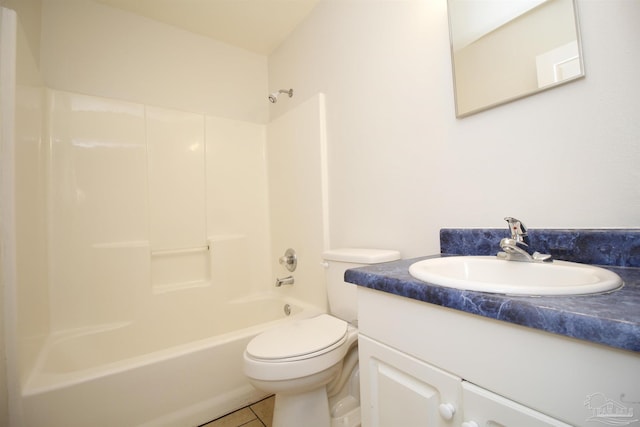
left=275, top=276, right=294, bottom=287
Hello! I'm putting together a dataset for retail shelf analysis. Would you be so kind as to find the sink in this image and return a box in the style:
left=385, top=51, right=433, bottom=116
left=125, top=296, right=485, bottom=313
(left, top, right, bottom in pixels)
left=408, top=256, right=623, bottom=296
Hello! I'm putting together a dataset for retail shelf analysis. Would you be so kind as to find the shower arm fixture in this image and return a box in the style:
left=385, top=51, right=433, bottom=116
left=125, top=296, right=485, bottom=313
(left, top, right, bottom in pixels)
left=268, top=88, right=294, bottom=103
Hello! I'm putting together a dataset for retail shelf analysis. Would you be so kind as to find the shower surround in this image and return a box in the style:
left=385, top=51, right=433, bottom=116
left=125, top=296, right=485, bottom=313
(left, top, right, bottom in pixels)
left=44, top=89, right=272, bottom=334
left=12, top=88, right=330, bottom=426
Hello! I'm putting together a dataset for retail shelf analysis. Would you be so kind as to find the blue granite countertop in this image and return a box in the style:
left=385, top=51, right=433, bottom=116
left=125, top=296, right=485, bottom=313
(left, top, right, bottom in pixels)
left=346, top=228, right=640, bottom=353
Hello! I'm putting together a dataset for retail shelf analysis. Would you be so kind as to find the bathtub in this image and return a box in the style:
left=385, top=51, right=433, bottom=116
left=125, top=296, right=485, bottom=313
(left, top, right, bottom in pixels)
left=22, top=295, right=321, bottom=427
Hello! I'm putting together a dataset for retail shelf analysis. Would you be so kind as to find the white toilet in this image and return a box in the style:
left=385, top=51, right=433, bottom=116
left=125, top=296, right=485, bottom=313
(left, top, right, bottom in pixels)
left=243, top=248, right=400, bottom=427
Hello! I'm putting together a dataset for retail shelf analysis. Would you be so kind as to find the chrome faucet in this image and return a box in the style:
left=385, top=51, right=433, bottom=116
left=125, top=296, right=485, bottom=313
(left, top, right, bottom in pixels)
left=275, top=275, right=295, bottom=287
left=498, top=217, right=552, bottom=263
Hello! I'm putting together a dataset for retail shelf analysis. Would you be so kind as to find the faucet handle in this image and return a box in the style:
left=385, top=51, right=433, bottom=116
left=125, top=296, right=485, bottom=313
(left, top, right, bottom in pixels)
left=279, top=248, right=297, bottom=272
left=504, top=217, right=529, bottom=245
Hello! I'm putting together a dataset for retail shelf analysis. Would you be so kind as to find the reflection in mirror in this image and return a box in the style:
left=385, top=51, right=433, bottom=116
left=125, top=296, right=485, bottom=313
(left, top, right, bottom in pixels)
left=448, top=0, right=584, bottom=118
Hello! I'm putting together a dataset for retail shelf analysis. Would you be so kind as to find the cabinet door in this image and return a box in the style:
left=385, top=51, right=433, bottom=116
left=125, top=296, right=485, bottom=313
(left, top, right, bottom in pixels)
left=359, top=335, right=461, bottom=427
left=462, top=381, right=573, bottom=427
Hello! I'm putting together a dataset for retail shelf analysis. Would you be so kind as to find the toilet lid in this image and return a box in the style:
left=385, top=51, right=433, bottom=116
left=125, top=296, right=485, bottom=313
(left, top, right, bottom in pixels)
left=246, top=314, right=348, bottom=360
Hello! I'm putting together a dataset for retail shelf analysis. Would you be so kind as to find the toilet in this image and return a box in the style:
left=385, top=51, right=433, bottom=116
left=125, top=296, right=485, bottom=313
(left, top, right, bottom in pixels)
left=243, top=248, right=400, bottom=427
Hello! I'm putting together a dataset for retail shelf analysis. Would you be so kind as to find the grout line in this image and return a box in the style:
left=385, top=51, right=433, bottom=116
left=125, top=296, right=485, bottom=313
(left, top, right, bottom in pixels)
left=248, top=407, right=267, bottom=427
left=198, top=395, right=274, bottom=427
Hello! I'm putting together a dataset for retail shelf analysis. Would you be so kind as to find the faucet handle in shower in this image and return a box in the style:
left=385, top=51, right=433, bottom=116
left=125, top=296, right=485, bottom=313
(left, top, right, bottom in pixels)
left=279, top=248, right=297, bottom=272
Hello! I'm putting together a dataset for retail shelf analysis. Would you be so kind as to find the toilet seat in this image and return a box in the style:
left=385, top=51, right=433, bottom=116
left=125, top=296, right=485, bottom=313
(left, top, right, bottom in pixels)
left=246, top=314, right=348, bottom=362
left=244, top=314, right=356, bottom=381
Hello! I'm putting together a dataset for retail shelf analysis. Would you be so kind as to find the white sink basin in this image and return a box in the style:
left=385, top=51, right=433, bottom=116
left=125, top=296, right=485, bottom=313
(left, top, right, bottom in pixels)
left=408, top=256, right=623, bottom=296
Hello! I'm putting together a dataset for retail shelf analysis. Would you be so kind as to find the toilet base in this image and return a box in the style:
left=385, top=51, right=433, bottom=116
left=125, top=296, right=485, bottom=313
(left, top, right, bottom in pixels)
left=269, top=359, right=361, bottom=427
left=273, top=387, right=331, bottom=427
left=330, top=404, right=361, bottom=427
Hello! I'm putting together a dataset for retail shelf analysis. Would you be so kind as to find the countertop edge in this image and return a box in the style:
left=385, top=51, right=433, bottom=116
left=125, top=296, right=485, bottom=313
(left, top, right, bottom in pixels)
left=346, top=257, right=640, bottom=353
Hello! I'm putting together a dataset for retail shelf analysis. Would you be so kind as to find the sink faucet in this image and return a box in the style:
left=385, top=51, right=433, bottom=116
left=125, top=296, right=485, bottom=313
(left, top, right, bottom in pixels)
left=498, top=217, right=552, bottom=263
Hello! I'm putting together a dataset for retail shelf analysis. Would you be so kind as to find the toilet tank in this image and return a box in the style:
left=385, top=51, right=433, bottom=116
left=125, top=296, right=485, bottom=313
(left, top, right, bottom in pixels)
left=323, top=248, right=400, bottom=324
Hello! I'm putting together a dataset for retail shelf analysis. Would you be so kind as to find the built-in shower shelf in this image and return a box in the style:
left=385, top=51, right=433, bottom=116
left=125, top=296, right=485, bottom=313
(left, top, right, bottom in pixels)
left=151, top=245, right=210, bottom=256
left=151, top=243, right=211, bottom=293
left=92, top=241, right=150, bottom=250
left=152, top=279, right=211, bottom=294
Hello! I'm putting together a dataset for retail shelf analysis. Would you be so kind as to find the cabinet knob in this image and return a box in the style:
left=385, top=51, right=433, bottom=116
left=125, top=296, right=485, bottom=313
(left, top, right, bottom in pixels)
left=438, top=403, right=456, bottom=420
left=462, top=422, right=479, bottom=427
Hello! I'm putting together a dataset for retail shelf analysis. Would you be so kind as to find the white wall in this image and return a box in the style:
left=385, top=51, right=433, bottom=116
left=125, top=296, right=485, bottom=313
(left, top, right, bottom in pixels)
left=269, top=0, right=640, bottom=258
left=40, top=0, right=269, bottom=124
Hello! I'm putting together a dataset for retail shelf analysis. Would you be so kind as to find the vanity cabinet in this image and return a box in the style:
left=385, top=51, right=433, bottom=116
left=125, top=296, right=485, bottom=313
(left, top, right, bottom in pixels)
left=357, top=287, right=640, bottom=427
left=359, top=335, right=461, bottom=426
left=359, top=335, right=571, bottom=427
left=460, top=381, right=572, bottom=426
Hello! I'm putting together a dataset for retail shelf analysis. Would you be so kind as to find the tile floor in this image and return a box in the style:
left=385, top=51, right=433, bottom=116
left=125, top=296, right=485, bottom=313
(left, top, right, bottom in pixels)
left=200, top=395, right=274, bottom=427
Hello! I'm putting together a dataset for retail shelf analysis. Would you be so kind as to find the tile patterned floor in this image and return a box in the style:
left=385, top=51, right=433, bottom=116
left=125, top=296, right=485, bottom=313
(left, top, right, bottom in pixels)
left=200, top=395, right=274, bottom=427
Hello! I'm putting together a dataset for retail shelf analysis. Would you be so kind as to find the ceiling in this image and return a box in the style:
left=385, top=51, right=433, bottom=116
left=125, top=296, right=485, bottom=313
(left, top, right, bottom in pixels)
left=450, top=0, right=547, bottom=51
left=93, top=0, right=320, bottom=55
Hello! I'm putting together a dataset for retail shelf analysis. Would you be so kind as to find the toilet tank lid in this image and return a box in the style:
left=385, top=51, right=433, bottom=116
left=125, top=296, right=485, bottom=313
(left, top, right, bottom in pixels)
left=322, top=248, right=400, bottom=264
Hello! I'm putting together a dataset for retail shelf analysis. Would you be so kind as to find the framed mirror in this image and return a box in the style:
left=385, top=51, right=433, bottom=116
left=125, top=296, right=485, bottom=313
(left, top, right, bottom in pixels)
left=447, top=0, right=584, bottom=117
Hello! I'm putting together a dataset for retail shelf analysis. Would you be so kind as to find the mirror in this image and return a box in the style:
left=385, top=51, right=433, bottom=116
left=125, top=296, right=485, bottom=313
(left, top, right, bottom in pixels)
left=447, top=0, right=584, bottom=117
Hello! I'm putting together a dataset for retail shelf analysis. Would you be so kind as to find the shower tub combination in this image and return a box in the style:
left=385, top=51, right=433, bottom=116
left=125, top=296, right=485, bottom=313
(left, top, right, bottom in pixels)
left=22, top=295, right=320, bottom=427
left=14, top=88, right=331, bottom=427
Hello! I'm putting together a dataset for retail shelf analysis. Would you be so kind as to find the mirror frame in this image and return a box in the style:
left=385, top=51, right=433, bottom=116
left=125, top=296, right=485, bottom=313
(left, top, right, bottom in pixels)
left=447, top=0, right=586, bottom=118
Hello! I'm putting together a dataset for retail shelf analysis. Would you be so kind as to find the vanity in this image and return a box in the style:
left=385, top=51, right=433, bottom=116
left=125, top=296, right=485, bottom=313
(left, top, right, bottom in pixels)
left=346, top=228, right=640, bottom=427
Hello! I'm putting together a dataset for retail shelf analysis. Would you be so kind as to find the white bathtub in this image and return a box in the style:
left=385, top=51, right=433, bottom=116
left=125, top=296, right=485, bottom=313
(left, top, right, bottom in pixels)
left=22, top=295, right=321, bottom=427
